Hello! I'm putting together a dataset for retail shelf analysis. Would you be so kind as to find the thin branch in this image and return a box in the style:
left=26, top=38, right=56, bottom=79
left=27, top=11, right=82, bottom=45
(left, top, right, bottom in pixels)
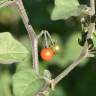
left=53, top=0, right=95, bottom=86
left=14, top=0, right=39, bottom=73
left=37, top=30, right=54, bottom=47
left=0, top=0, right=15, bottom=8
left=37, top=31, right=44, bottom=39
left=44, top=31, right=49, bottom=48
left=53, top=45, right=88, bottom=85
left=0, top=0, right=39, bottom=73
left=46, top=31, right=54, bottom=45
left=90, top=0, right=95, bottom=15
left=38, top=30, right=49, bottom=48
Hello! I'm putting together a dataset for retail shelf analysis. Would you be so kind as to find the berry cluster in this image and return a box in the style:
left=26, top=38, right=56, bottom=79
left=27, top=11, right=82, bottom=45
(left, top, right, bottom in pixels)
left=39, top=30, right=60, bottom=61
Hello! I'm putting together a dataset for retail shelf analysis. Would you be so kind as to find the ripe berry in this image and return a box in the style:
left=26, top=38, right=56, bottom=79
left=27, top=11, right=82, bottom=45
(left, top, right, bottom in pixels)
left=40, top=48, right=54, bottom=61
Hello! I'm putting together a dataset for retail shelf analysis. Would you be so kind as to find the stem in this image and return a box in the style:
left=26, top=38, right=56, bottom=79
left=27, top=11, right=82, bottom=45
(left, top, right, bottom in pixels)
left=1, top=68, right=12, bottom=96
left=0, top=0, right=39, bottom=73
left=54, top=46, right=88, bottom=85
left=90, top=0, right=95, bottom=15
left=37, top=30, right=54, bottom=47
left=37, top=31, right=44, bottom=39
left=0, top=0, right=15, bottom=8
left=44, top=31, right=49, bottom=48
left=46, top=31, right=54, bottom=45
left=15, top=0, right=39, bottom=73
left=53, top=0, right=95, bottom=86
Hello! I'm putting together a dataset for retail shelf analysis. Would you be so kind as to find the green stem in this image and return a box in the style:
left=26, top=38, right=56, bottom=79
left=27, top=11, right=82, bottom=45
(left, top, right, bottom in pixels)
left=1, top=67, right=12, bottom=96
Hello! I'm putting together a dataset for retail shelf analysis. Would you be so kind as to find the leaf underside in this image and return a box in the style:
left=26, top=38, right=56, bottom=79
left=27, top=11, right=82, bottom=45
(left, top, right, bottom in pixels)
left=51, top=0, right=80, bottom=20
left=13, top=69, right=46, bottom=96
left=0, top=32, right=29, bottom=64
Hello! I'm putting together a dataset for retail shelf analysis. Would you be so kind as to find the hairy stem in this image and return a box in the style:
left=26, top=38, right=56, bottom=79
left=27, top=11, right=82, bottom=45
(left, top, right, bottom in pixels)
left=44, top=31, right=49, bottom=48
left=0, top=0, right=15, bottom=8
left=54, top=46, right=88, bottom=85
left=90, top=0, right=95, bottom=15
left=15, top=0, right=39, bottom=73
left=0, top=0, right=39, bottom=73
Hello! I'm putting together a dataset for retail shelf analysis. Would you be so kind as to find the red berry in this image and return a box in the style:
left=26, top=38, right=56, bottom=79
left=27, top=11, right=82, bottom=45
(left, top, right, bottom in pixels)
left=40, top=48, right=54, bottom=61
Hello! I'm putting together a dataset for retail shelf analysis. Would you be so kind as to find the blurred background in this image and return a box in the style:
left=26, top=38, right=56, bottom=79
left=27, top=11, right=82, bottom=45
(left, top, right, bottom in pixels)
left=0, top=0, right=96, bottom=96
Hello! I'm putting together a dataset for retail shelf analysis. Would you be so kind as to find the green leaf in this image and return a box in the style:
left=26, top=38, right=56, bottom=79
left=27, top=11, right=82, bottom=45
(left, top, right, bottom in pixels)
left=0, top=70, right=12, bottom=96
left=0, top=32, right=29, bottom=64
left=19, top=36, right=32, bottom=52
left=51, top=0, right=80, bottom=20
left=13, top=69, right=46, bottom=96
left=16, top=55, right=32, bottom=72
